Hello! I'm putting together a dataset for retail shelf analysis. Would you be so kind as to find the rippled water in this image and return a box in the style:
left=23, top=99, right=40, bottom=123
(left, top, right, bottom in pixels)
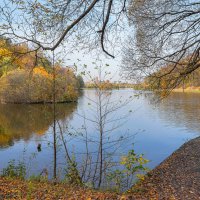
left=0, top=89, right=199, bottom=178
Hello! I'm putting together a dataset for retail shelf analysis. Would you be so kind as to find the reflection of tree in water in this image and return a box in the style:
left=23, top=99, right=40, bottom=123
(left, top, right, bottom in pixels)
left=0, top=103, right=77, bottom=148
left=157, top=93, right=200, bottom=134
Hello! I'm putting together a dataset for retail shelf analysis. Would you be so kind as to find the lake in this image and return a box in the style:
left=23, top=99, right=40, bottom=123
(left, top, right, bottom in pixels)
left=0, top=89, right=199, bottom=184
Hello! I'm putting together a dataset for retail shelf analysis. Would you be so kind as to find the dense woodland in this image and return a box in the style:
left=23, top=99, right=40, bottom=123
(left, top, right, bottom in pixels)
left=0, top=38, right=83, bottom=103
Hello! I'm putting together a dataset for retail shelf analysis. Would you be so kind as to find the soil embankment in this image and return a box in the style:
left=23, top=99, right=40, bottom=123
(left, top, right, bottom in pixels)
left=128, top=136, right=200, bottom=199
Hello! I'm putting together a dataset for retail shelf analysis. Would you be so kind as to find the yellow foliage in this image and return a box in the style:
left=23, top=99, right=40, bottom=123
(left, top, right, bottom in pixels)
left=0, top=38, right=80, bottom=103
left=0, top=48, right=11, bottom=57
left=33, top=66, right=52, bottom=78
left=136, top=174, right=146, bottom=181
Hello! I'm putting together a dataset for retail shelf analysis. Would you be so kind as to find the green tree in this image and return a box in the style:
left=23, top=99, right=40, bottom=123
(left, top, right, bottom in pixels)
left=76, top=75, right=85, bottom=89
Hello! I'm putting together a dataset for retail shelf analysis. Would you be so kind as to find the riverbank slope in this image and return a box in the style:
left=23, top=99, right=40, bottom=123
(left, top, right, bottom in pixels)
left=128, top=136, right=200, bottom=199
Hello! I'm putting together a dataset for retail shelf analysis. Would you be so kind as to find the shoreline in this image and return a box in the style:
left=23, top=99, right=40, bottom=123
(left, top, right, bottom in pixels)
left=128, top=136, right=200, bottom=199
left=173, top=87, right=200, bottom=93
left=1, top=137, right=200, bottom=199
left=0, top=100, right=77, bottom=104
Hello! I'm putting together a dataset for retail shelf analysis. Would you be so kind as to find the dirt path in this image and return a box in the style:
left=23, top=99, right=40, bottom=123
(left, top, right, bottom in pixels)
left=128, top=136, right=200, bottom=199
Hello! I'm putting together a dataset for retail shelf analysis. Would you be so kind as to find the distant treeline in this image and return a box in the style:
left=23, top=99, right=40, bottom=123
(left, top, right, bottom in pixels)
left=0, top=37, right=84, bottom=103
left=134, top=58, right=200, bottom=92
left=85, top=80, right=138, bottom=89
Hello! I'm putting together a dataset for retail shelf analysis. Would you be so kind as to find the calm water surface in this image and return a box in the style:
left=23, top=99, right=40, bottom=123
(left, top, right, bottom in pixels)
left=0, top=89, right=199, bottom=178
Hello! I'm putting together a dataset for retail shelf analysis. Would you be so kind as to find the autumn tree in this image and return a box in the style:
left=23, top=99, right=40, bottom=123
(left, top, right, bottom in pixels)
left=122, top=0, right=200, bottom=95
left=0, top=37, right=53, bottom=76
left=0, top=0, right=130, bottom=59
left=0, top=66, right=79, bottom=103
left=0, top=38, right=81, bottom=103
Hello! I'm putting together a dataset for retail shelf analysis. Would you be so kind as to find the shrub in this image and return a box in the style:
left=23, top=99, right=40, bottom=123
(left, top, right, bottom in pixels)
left=2, top=160, right=26, bottom=179
left=106, top=149, right=149, bottom=192
left=0, top=67, right=79, bottom=103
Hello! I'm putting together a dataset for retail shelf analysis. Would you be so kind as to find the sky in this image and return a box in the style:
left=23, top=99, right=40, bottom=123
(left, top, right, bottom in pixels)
left=62, top=50, right=122, bottom=82
left=51, top=28, right=132, bottom=83
left=0, top=0, right=132, bottom=82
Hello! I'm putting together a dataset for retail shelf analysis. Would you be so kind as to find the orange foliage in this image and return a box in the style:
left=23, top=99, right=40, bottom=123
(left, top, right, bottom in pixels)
left=0, top=38, right=81, bottom=103
left=33, top=66, right=52, bottom=78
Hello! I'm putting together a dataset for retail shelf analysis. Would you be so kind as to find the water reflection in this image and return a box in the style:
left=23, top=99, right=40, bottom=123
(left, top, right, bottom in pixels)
left=0, top=90, right=200, bottom=190
left=0, top=103, right=77, bottom=148
left=158, top=92, right=200, bottom=134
